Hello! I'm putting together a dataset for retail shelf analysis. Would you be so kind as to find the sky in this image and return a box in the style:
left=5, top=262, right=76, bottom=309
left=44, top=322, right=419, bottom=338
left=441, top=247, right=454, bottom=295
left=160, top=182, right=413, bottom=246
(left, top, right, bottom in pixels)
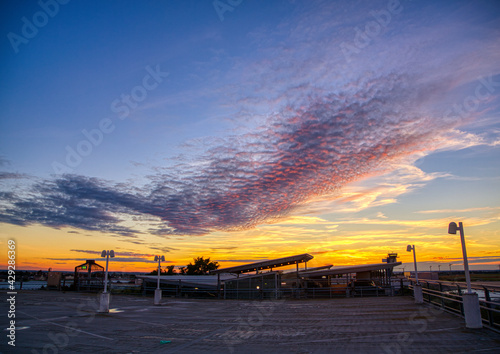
left=1, top=0, right=499, bottom=273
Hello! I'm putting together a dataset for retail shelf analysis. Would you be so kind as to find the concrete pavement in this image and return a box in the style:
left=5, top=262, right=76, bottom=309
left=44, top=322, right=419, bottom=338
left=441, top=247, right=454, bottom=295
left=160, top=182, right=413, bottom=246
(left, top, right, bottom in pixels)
left=2, top=291, right=499, bottom=353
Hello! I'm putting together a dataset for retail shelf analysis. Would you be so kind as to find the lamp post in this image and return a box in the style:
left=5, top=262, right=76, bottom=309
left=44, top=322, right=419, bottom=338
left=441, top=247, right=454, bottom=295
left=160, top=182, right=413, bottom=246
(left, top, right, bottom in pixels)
left=438, top=265, right=441, bottom=272
left=430, top=265, right=432, bottom=272
left=98, top=250, right=115, bottom=313
left=448, top=222, right=481, bottom=328
left=406, top=245, right=422, bottom=303
left=448, top=222, right=472, bottom=293
left=154, top=255, right=165, bottom=305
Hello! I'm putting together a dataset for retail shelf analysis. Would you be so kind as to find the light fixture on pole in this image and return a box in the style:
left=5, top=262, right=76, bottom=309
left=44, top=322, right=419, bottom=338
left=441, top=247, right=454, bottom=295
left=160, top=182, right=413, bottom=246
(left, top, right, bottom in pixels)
left=448, top=222, right=472, bottom=294
left=430, top=265, right=432, bottom=272
left=101, top=250, right=115, bottom=293
left=154, top=255, right=165, bottom=305
left=438, top=265, right=441, bottom=272
left=407, top=244, right=422, bottom=303
left=98, top=249, right=115, bottom=313
left=406, top=245, right=419, bottom=284
left=448, top=221, right=482, bottom=328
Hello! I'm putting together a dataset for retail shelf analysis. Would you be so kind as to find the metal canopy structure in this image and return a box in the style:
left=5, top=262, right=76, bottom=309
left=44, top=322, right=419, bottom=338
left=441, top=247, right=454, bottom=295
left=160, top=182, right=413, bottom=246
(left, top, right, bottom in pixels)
left=74, top=259, right=105, bottom=291
left=300, top=262, right=402, bottom=278
left=210, top=253, right=314, bottom=274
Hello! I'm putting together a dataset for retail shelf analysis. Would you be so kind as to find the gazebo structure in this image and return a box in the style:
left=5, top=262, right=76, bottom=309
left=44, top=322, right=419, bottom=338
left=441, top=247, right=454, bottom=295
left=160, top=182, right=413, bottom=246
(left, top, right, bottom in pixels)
left=74, top=260, right=105, bottom=291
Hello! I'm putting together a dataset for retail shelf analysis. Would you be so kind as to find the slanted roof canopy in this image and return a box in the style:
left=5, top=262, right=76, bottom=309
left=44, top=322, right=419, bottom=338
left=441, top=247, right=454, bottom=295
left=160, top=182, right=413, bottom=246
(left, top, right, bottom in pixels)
left=300, top=262, right=402, bottom=278
left=211, top=253, right=314, bottom=274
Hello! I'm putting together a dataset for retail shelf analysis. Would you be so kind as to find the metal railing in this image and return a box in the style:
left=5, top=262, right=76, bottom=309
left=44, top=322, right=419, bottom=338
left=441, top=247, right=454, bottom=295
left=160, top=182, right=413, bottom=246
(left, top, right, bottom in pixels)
left=141, top=282, right=396, bottom=300
left=408, top=279, right=500, bottom=330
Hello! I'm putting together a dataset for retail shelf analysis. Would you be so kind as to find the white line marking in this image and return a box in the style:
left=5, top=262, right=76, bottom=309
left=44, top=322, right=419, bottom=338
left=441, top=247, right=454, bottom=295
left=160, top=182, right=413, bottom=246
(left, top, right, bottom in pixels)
left=19, top=311, right=113, bottom=340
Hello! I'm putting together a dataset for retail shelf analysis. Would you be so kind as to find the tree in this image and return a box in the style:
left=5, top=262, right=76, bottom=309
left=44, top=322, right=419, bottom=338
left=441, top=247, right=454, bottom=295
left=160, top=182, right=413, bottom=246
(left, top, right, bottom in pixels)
left=148, top=269, right=166, bottom=275
left=185, top=257, right=219, bottom=275
left=165, top=265, right=176, bottom=275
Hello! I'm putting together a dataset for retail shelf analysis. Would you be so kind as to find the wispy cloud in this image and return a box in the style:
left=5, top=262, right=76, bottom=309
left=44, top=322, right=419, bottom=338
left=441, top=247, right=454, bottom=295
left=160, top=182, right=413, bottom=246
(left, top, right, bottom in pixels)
left=216, top=259, right=268, bottom=263
left=69, top=249, right=156, bottom=258
left=416, top=207, right=500, bottom=214
left=45, top=257, right=170, bottom=263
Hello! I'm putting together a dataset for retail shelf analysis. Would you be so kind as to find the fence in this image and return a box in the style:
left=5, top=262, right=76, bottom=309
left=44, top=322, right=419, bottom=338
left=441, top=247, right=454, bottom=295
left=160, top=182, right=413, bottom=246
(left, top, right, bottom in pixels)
left=141, top=280, right=397, bottom=300
left=47, top=277, right=401, bottom=300
left=408, top=279, right=500, bottom=330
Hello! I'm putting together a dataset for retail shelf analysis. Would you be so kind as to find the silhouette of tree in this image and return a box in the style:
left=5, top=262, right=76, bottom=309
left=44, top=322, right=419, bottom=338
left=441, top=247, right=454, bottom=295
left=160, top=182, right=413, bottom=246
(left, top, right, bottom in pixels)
left=148, top=269, right=166, bottom=275
left=165, top=265, right=176, bottom=275
left=186, top=257, right=219, bottom=275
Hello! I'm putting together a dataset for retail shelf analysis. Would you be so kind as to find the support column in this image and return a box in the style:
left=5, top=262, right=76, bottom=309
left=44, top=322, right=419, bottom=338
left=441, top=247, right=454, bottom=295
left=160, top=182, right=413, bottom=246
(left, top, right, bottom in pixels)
left=98, top=292, right=110, bottom=313
left=154, top=289, right=162, bottom=305
left=414, top=283, right=423, bottom=304
left=463, top=293, right=482, bottom=328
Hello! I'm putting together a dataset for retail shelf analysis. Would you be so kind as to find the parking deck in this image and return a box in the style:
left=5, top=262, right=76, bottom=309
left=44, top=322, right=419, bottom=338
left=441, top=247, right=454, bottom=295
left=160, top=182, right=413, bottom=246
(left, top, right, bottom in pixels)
left=2, top=291, right=499, bottom=353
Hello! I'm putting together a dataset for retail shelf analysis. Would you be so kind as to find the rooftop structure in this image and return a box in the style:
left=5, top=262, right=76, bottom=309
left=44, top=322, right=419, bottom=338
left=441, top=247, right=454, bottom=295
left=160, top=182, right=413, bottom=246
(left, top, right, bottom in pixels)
left=300, top=262, right=402, bottom=278
left=74, top=259, right=105, bottom=291
left=210, top=253, right=314, bottom=275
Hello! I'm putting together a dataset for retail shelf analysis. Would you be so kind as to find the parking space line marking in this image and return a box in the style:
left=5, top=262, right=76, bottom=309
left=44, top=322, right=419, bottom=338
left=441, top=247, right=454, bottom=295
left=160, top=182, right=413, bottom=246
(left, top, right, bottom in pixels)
left=19, top=311, right=113, bottom=340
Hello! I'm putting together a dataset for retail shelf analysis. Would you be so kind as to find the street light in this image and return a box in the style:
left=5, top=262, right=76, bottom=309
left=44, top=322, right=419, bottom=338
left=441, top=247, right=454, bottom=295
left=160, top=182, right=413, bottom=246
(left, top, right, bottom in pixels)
left=430, top=265, right=432, bottom=272
left=101, top=250, right=115, bottom=293
left=448, top=222, right=472, bottom=294
left=154, top=255, right=165, bottom=305
left=406, top=245, right=419, bottom=284
left=407, top=244, right=423, bottom=304
left=438, top=265, right=441, bottom=272
left=98, top=249, right=115, bottom=313
left=448, top=222, right=482, bottom=328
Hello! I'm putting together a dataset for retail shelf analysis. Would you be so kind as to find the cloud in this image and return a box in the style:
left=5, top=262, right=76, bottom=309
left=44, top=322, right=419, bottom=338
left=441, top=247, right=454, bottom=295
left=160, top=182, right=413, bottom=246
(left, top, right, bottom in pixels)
left=69, top=249, right=156, bottom=258
left=1, top=2, right=499, bottom=238
left=148, top=246, right=178, bottom=253
left=216, top=259, right=269, bottom=263
left=331, top=215, right=500, bottom=229
left=434, top=256, right=500, bottom=265
left=210, top=247, right=238, bottom=251
left=0, top=172, right=26, bottom=180
left=416, top=207, right=500, bottom=214
left=45, top=257, right=169, bottom=263
left=0, top=73, right=496, bottom=236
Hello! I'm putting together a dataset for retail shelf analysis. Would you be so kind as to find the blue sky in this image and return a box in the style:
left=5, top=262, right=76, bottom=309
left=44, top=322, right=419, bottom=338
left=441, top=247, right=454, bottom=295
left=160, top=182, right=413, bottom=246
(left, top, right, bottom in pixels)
left=1, top=0, right=499, bottom=271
